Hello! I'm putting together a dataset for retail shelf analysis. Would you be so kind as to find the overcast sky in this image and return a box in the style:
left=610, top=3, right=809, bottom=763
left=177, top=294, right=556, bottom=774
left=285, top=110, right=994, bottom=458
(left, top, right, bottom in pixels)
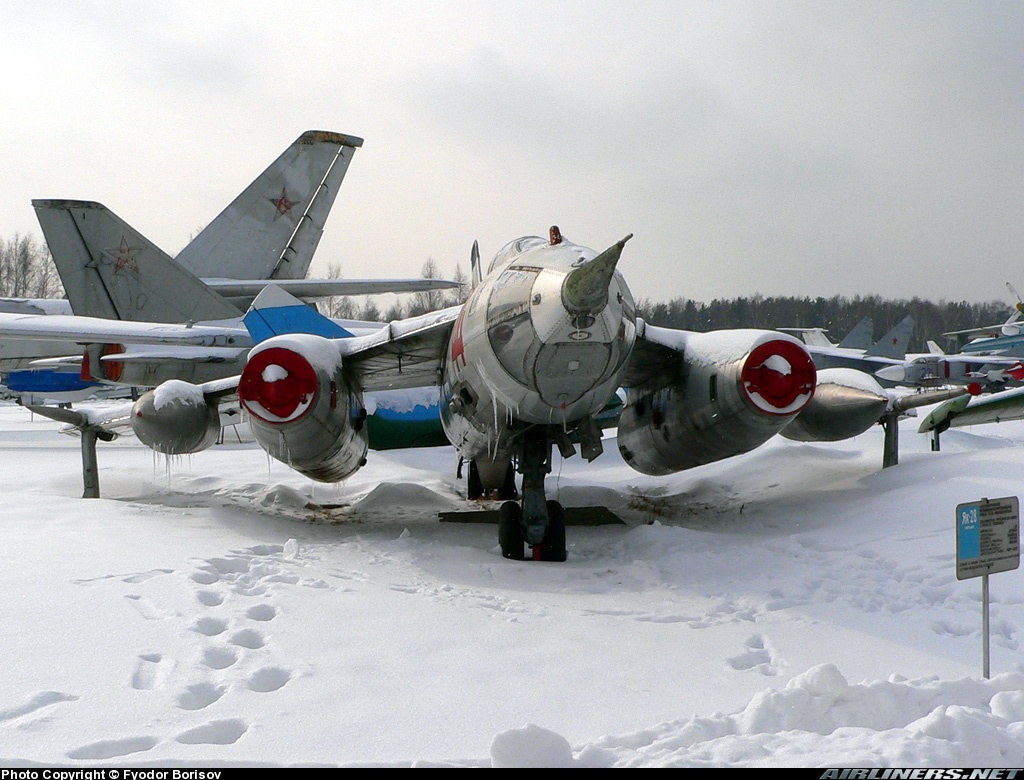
left=2, top=1, right=1022, bottom=306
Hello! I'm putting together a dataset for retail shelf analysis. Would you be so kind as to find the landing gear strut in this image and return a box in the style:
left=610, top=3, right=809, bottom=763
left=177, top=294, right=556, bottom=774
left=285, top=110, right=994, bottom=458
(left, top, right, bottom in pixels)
left=498, top=426, right=567, bottom=562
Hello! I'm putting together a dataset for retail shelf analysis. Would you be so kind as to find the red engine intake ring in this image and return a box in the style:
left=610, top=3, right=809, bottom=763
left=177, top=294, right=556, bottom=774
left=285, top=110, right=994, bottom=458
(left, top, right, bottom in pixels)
left=239, top=347, right=319, bottom=424
left=741, top=339, right=816, bottom=416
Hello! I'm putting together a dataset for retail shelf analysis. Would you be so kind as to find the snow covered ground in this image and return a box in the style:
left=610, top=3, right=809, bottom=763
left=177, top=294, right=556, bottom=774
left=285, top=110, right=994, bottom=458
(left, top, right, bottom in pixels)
left=0, top=400, right=1021, bottom=767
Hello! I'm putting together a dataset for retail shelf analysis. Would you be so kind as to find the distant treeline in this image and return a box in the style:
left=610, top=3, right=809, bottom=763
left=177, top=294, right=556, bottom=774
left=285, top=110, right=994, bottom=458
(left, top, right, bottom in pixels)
left=0, top=231, right=1012, bottom=352
left=635, top=294, right=1012, bottom=352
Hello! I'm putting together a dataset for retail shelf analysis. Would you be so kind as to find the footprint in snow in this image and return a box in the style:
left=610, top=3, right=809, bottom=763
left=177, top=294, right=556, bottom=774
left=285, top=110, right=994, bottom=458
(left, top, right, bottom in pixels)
left=67, top=736, right=160, bottom=760
left=130, top=653, right=173, bottom=690
left=175, top=718, right=248, bottom=745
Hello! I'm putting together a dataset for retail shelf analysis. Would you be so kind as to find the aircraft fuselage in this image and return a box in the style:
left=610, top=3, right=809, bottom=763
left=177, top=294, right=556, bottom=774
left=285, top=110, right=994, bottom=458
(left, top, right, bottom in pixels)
left=440, top=233, right=636, bottom=464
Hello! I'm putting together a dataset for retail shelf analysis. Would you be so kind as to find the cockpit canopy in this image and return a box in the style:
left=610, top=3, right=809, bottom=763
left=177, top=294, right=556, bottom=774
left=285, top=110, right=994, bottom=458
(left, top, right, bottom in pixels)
left=488, top=236, right=548, bottom=275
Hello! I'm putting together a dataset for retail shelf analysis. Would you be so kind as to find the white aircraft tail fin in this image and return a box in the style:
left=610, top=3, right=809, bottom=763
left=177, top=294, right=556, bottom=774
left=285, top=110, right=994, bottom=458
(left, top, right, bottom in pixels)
left=926, top=340, right=945, bottom=355
left=32, top=200, right=242, bottom=323
left=775, top=327, right=831, bottom=347
left=176, top=130, right=363, bottom=281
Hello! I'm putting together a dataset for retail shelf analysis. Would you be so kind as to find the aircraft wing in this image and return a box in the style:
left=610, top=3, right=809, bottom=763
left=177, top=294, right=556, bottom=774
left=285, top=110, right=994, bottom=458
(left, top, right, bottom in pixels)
left=26, top=399, right=136, bottom=438
left=622, top=320, right=687, bottom=393
left=202, top=277, right=460, bottom=298
left=0, top=313, right=254, bottom=349
left=918, top=386, right=1024, bottom=432
left=340, top=305, right=461, bottom=391
left=804, top=344, right=905, bottom=367
left=241, top=284, right=461, bottom=392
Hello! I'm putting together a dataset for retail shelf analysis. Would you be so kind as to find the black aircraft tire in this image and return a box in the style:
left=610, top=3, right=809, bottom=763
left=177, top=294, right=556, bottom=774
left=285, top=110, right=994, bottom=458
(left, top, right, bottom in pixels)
left=540, top=500, right=567, bottom=562
left=498, top=501, right=525, bottom=560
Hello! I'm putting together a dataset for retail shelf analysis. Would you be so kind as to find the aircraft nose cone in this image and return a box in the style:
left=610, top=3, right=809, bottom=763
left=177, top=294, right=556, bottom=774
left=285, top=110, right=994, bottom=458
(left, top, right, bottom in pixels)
left=561, top=234, right=632, bottom=314
left=875, top=364, right=906, bottom=383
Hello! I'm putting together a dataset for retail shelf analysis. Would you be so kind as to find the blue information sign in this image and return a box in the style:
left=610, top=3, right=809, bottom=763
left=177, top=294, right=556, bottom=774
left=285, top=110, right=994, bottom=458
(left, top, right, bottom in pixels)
left=955, top=496, right=1020, bottom=580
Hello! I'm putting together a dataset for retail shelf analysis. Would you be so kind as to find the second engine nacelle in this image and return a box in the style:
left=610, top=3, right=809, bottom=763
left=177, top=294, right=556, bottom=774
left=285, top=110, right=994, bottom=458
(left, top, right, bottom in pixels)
left=780, top=368, right=889, bottom=442
left=132, top=380, right=220, bottom=455
left=238, top=336, right=368, bottom=482
left=618, top=331, right=817, bottom=475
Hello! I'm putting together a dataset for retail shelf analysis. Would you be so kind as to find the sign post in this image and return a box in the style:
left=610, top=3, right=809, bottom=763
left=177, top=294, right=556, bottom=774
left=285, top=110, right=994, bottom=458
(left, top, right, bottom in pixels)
left=955, top=496, right=1020, bottom=678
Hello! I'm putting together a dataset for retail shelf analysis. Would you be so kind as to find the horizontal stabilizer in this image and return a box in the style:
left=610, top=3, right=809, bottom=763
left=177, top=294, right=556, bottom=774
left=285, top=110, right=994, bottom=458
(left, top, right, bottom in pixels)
left=203, top=276, right=459, bottom=299
left=0, top=312, right=253, bottom=348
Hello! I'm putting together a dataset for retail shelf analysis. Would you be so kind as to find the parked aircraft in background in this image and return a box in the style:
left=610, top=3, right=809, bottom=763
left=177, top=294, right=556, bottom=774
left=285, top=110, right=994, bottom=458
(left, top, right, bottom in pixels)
left=939, top=282, right=1024, bottom=352
left=779, top=315, right=914, bottom=388
left=918, top=383, right=1020, bottom=449
left=874, top=284, right=1024, bottom=391
left=779, top=316, right=874, bottom=352
left=0, top=130, right=457, bottom=401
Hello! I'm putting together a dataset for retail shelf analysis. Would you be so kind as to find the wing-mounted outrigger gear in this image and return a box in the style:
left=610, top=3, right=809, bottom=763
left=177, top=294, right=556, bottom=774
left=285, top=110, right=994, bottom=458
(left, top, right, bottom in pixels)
left=23, top=403, right=118, bottom=498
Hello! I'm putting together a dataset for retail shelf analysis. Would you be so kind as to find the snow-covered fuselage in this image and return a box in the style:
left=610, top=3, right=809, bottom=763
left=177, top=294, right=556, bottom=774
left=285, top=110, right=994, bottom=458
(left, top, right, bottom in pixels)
left=440, top=235, right=636, bottom=466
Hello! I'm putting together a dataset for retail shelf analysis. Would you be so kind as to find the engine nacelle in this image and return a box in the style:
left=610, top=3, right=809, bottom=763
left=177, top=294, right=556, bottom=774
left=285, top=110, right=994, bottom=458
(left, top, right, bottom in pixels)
left=238, top=336, right=368, bottom=482
left=617, top=332, right=816, bottom=475
left=780, top=368, right=888, bottom=442
left=132, top=380, right=220, bottom=455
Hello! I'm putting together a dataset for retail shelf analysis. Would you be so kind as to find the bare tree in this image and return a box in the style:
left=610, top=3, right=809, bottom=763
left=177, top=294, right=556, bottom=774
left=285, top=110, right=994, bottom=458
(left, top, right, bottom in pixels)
left=318, top=260, right=358, bottom=319
left=444, top=263, right=469, bottom=307
left=407, top=258, right=446, bottom=316
left=0, top=233, right=64, bottom=299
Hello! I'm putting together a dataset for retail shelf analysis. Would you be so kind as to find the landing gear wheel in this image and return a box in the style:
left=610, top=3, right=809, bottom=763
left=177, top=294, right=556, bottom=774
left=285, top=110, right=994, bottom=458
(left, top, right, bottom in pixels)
left=539, top=500, right=566, bottom=562
left=498, top=501, right=525, bottom=560
left=467, top=460, right=484, bottom=499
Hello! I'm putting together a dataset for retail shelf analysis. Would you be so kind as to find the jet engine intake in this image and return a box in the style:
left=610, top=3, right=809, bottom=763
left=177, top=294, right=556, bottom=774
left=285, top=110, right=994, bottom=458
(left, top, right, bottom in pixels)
left=132, top=380, right=220, bottom=455
left=238, top=339, right=368, bottom=482
left=618, top=332, right=816, bottom=475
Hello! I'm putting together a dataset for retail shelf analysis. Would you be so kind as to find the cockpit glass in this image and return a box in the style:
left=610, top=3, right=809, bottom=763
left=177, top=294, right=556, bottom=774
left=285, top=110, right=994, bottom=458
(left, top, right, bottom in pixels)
left=487, top=268, right=538, bottom=326
left=488, top=236, right=547, bottom=274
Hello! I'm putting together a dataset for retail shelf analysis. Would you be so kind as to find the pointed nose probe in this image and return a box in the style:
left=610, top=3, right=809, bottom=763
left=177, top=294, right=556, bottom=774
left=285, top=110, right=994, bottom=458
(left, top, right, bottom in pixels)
left=561, top=234, right=633, bottom=314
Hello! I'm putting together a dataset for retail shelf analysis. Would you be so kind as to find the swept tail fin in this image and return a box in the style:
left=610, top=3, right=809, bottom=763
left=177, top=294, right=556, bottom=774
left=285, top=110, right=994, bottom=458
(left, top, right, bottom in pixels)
left=32, top=199, right=241, bottom=323
left=470, top=240, right=483, bottom=289
left=176, top=131, right=363, bottom=281
left=836, top=317, right=873, bottom=350
left=864, top=315, right=914, bottom=359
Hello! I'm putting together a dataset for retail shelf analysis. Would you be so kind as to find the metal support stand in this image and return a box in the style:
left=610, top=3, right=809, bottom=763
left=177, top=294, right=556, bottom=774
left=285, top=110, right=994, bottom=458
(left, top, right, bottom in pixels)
left=881, top=411, right=899, bottom=468
left=982, top=574, right=990, bottom=679
left=81, top=428, right=100, bottom=499
left=25, top=404, right=116, bottom=499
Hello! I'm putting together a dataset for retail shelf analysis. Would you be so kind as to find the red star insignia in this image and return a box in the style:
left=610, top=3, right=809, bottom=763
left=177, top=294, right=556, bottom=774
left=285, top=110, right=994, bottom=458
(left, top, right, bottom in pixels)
left=268, top=187, right=299, bottom=219
left=109, top=236, right=141, bottom=275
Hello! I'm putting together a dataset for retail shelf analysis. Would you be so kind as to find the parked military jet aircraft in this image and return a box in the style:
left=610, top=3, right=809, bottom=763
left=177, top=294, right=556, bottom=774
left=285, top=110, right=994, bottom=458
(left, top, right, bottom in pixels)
left=874, top=284, right=1024, bottom=391
left=0, top=226, right=969, bottom=558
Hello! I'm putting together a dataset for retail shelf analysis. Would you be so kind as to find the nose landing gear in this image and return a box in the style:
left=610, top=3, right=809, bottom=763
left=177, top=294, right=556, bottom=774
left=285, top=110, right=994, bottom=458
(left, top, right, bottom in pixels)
left=498, top=426, right=567, bottom=562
